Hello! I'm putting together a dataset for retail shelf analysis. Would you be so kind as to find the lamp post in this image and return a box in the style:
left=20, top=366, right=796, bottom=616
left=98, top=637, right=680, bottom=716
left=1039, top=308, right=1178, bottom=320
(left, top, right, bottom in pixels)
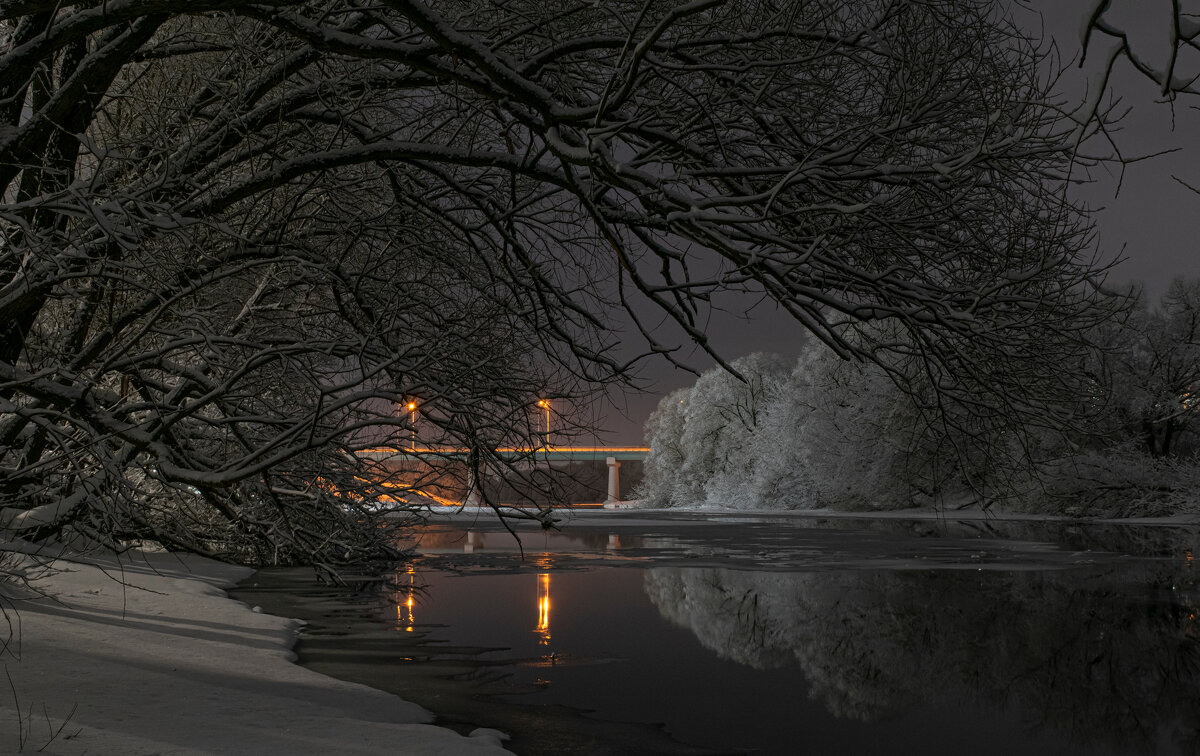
left=536, top=399, right=550, bottom=443
left=406, top=400, right=417, bottom=451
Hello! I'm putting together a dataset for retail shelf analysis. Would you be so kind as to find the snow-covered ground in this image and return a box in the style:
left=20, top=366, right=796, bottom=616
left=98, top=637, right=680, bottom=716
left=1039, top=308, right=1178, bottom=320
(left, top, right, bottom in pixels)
left=0, top=546, right=510, bottom=756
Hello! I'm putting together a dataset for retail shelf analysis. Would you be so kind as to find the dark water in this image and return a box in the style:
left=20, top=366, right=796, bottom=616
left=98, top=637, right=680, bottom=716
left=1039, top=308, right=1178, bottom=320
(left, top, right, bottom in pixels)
left=233, top=512, right=1200, bottom=756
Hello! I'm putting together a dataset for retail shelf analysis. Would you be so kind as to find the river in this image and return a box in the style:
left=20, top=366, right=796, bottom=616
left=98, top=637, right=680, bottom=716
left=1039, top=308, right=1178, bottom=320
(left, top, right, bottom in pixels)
left=231, top=510, right=1200, bottom=756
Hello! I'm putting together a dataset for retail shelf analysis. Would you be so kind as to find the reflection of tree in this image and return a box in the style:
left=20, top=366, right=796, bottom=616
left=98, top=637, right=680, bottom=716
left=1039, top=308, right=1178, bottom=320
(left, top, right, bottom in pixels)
left=645, top=562, right=1200, bottom=753
left=404, top=525, right=646, bottom=557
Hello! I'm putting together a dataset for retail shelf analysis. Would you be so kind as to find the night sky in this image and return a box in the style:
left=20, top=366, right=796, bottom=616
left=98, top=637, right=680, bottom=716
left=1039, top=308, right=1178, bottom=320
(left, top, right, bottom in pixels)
left=600, top=0, right=1200, bottom=445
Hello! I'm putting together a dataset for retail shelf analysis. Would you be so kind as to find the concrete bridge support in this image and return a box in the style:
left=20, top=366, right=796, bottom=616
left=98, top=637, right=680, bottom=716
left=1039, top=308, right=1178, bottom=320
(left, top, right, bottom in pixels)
left=464, top=467, right=483, bottom=508
left=605, top=456, right=621, bottom=504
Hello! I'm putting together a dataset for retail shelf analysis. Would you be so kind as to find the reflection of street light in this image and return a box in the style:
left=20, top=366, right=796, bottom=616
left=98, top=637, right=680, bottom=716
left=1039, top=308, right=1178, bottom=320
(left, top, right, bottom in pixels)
left=406, top=400, right=417, bottom=450
left=536, top=399, right=550, bottom=440
left=397, top=567, right=416, bottom=632
left=536, top=572, right=551, bottom=645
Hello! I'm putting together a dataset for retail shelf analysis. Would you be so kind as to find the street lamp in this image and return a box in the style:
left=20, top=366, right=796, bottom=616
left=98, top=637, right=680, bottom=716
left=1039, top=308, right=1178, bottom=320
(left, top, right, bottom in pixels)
left=536, top=399, right=550, bottom=441
left=406, top=400, right=417, bottom=451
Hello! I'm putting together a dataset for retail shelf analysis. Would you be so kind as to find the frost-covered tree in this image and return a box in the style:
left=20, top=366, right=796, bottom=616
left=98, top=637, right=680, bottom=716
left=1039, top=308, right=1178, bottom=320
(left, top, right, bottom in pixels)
left=0, top=0, right=1109, bottom=564
left=640, top=341, right=999, bottom=511
left=639, top=388, right=697, bottom=509
left=1098, top=278, right=1200, bottom=456
left=677, top=353, right=789, bottom=509
left=780, top=345, right=942, bottom=510
left=1020, top=277, right=1200, bottom=516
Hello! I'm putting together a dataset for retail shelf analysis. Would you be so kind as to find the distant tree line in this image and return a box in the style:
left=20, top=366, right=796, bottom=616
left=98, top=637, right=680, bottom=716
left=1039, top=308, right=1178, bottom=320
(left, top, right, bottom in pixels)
left=640, top=278, right=1200, bottom=514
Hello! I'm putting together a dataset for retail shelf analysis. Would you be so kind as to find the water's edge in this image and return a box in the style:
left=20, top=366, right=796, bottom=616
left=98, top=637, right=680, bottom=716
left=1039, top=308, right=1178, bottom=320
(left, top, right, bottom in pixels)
left=230, top=564, right=734, bottom=756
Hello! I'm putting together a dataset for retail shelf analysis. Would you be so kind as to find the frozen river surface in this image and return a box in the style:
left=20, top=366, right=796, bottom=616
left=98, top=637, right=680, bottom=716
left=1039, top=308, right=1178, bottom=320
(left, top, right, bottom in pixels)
left=234, top=511, right=1200, bottom=756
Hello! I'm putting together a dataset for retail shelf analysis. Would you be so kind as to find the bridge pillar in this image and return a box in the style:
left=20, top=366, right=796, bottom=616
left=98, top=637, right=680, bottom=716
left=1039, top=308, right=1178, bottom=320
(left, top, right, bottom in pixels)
left=464, top=467, right=483, bottom=508
left=464, top=531, right=482, bottom=553
left=605, top=456, right=621, bottom=504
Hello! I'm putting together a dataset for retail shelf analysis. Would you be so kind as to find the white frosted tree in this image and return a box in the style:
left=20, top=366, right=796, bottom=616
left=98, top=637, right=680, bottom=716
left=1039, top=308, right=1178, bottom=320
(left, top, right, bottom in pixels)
left=783, top=348, right=929, bottom=510
left=639, top=388, right=696, bottom=508
left=639, top=354, right=789, bottom=509
left=642, top=333, right=1037, bottom=512
left=684, top=353, right=791, bottom=509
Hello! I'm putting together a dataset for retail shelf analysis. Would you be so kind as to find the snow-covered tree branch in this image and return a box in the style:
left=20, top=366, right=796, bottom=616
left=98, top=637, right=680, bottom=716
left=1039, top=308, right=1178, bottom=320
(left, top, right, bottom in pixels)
left=0, top=0, right=1112, bottom=564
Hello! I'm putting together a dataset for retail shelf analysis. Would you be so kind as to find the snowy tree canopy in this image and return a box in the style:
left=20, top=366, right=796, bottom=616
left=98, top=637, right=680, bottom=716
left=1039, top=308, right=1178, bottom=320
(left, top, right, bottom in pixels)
left=639, top=347, right=987, bottom=511
left=0, top=0, right=1112, bottom=564
left=641, top=316, right=1200, bottom=516
left=1091, top=277, right=1200, bottom=456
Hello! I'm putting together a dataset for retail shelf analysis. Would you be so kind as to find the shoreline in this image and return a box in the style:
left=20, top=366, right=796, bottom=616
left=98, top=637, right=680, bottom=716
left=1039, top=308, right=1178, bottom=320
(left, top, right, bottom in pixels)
left=0, top=546, right=510, bottom=755
left=418, top=503, right=1200, bottom=528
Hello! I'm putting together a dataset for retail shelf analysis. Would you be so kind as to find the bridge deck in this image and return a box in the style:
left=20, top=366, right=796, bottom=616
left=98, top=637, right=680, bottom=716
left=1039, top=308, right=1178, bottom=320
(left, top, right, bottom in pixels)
left=357, top=446, right=650, bottom=462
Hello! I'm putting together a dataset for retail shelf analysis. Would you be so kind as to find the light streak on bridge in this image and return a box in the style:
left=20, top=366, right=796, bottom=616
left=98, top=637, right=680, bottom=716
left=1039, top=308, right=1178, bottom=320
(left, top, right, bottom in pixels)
left=356, top=446, right=650, bottom=462
left=353, top=447, right=650, bottom=505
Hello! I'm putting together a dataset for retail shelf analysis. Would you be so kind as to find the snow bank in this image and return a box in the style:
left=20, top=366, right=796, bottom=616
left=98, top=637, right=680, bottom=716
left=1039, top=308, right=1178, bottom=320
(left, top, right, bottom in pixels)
left=0, top=548, right=509, bottom=756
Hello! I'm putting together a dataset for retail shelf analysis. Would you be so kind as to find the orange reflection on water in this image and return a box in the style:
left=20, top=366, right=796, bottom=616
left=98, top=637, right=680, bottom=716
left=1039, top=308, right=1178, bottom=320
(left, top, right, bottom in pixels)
left=536, top=572, right=551, bottom=645
left=395, top=567, right=416, bottom=632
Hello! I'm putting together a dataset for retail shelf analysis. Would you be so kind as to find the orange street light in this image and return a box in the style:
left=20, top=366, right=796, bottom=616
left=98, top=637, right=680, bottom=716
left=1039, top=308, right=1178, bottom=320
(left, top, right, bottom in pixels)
left=536, top=399, right=550, bottom=439
left=405, top=400, right=418, bottom=450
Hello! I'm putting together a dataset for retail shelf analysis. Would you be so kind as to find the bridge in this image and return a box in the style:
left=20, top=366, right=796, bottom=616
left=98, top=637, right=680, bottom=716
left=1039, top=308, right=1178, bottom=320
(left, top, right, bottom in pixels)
left=355, top=446, right=651, bottom=505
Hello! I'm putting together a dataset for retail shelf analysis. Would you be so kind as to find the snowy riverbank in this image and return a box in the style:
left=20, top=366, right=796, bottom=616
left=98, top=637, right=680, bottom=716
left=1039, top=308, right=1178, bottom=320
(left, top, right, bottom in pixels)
left=0, top=546, right=510, bottom=756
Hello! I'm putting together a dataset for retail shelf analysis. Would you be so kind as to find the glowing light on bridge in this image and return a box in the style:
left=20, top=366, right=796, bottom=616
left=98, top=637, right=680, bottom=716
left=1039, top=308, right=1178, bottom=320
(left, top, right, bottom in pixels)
left=357, top=445, right=650, bottom=456
left=404, top=400, right=418, bottom=451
